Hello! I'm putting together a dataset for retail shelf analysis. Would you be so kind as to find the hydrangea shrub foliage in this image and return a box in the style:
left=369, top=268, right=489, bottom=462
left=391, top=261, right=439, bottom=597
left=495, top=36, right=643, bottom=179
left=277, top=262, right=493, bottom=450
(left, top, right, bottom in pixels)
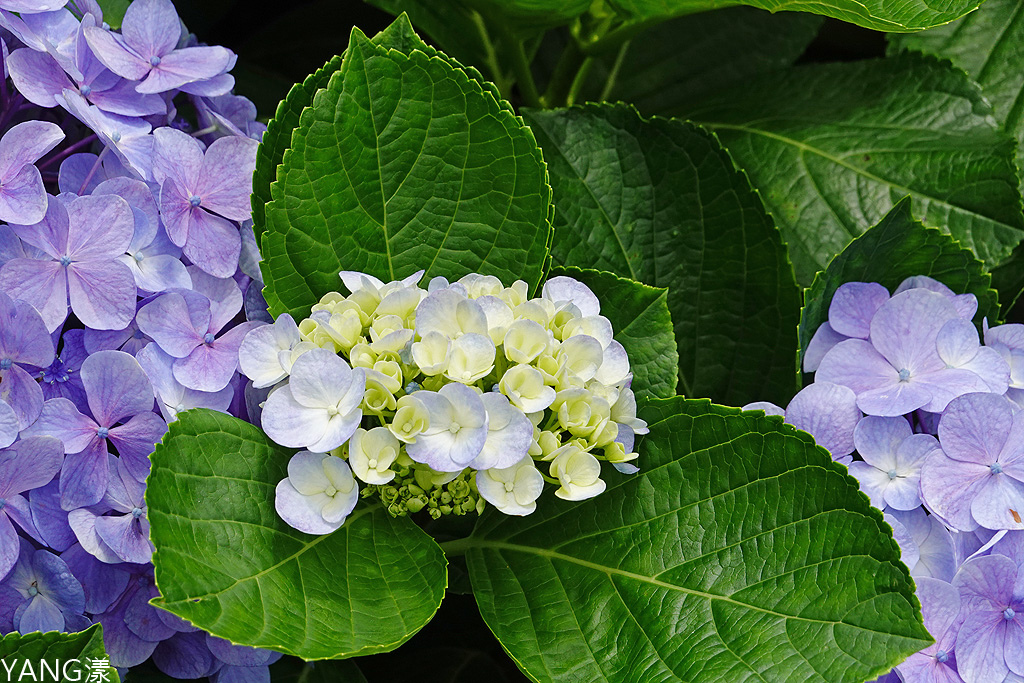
left=0, top=0, right=1022, bottom=681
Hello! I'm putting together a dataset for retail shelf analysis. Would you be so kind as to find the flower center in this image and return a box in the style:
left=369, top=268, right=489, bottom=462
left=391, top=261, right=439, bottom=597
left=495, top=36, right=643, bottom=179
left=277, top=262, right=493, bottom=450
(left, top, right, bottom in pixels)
left=1005, top=607, right=1016, bottom=621
left=324, top=485, right=337, bottom=497
left=887, top=469, right=898, bottom=480
left=326, top=405, right=339, bottom=417
left=131, top=507, right=143, bottom=518
left=97, top=427, right=109, bottom=439
left=368, top=458, right=378, bottom=469
left=60, top=255, right=72, bottom=267
left=80, top=84, right=92, bottom=97
left=0, top=498, right=6, bottom=510
left=134, top=252, right=144, bottom=262
left=27, top=584, right=38, bottom=597
left=404, top=381, right=420, bottom=394
left=204, top=333, right=216, bottom=344
left=175, top=403, right=185, bottom=412
left=504, top=482, right=515, bottom=492
left=448, top=423, right=461, bottom=434
left=110, top=131, right=121, bottom=143
left=992, top=463, right=1004, bottom=474
left=189, top=195, right=202, bottom=207
left=0, top=359, right=11, bottom=370
left=897, top=368, right=911, bottom=382
left=149, top=55, right=161, bottom=66
left=936, top=650, right=948, bottom=663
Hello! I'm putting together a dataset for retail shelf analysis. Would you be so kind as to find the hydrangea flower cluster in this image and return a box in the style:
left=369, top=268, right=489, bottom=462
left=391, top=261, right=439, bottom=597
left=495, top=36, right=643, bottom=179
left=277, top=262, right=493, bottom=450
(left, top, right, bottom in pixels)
left=239, top=271, right=647, bottom=531
left=0, top=0, right=283, bottom=678
left=746, top=275, right=1024, bottom=682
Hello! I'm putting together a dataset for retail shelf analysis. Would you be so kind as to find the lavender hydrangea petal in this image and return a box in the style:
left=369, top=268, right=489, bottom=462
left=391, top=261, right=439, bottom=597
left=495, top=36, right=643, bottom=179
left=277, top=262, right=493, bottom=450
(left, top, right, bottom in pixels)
left=151, top=126, right=202, bottom=189
left=108, top=412, right=165, bottom=481
left=124, top=252, right=191, bottom=293
left=181, top=208, right=241, bottom=278
left=189, top=268, right=242, bottom=333
left=871, top=289, right=956, bottom=373
left=849, top=462, right=891, bottom=509
left=0, top=258, right=68, bottom=331
left=817, top=338, right=899, bottom=392
left=119, top=0, right=179, bottom=59
left=153, top=631, right=217, bottom=679
left=82, top=26, right=149, bottom=80
left=804, top=322, right=848, bottom=373
left=22, top=397, right=96, bottom=453
left=137, top=291, right=208, bottom=358
left=0, top=120, right=64, bottom=180
left=61, top=542, right=128, bottom=613
left=15, top=592, right=65, bottom=632
left=921, top=449, right=988, bottom=531
left=0, top=290, right=54, bottom=366
left=124, top=583, right=175, bottom=641
left=0, top=514, right=19, bottom=581
left=0, top=400, right=18, bottom=449
left=0, top=165, right=50, bottom=224
left=971, top=475, right=1024, bottom=530
left=940, top=393, right=1013, bottom=465
left=58, top=437, right=108, bottom=510
left=29, top=480, right=75, bottom=551
left=172, top=323, right=254, bottom=392
left=783, top=381, right=860, bottom=458
left=102, top=455, right=143, bottom=512
left=67, top=259, right=136, bottom=330
left=196, top=135, right=258, bottom=220
left=67, top=507, right=119, bottom=563
left=98, top=597, right=159, bottom=667
left=0, top=364, right=43, bottom=429
left=7, top=47, right=70, bottom=106
left=828, top=282, right=889, bottom=339
left=32, top=548, right=85, bottom=613
left=0, top=435, right=64, bottom=493
left=136, top=46, right=233, bottom=94
left=86, top=77, right=168, bottom=117
left=94, top=514, right=151, bottom=564
left=956, top=611, right=1010, bottom=683
left=82, top=349, right=155, bottom=427
left=178, top=72, right=235, bottom=98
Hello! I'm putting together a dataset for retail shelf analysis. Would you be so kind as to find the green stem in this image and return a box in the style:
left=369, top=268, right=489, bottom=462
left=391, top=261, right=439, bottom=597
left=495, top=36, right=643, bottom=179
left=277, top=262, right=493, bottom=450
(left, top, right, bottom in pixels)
left=565, top=56, right=595, bottom=106
left=440, top=536, right=477, bottom=557
left=541, top=40, right=586, bottom=108
left=579, top=17, right=660, bottom=55
left=598, top=40, right=631, bottom=102
left=496, top=24, right=542, bottom=108
left=469, top=10, right=509, bottom=97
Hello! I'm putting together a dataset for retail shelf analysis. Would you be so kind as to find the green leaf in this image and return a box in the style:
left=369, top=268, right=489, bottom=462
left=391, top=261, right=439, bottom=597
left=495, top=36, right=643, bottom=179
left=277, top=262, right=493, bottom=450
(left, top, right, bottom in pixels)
left=95, top=0, right=130, bottom=29
left=585, top=7, right=822, bottom=116
left=550, top=267, right=678, bottom=401
left=461, top=398, right=931, bottom=683
left=147, top=409, right=448, bottom=661
left=260, top=22, right=552, bottom=319
left=799, top=197, right=1000, bottom=365
left=447, top=0, right=977, bottom=33
left=524, top=104, right=801, bottom=407
left=686, top=53, right=1024, bottom=286
left=0, top=625, right=119, bottom=682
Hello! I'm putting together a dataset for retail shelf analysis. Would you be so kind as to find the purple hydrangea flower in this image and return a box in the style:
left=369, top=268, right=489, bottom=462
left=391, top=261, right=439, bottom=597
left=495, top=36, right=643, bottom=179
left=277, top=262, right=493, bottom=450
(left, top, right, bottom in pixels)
left=0, top=539, right=88, bottom=634
left=137, top=274, right=258, bottom=392
left=8, top=14, right=166, bottom=117
left=0, top=193, right=136, bottom=331
left=39, top=328, right=88, bottom=412
left=889, top=507, right=957, bottom=582
left=0, top=436, right=63, bottom=579
left=150, top=126, right=257, bottom=277
left=84, top=0, right=234, bottom=94
left=29, top=479, right=76, bottom=552
left=135, top=342, right=234, bottom=421
left=0, top=120, right=64, bottom=224
left=24, top=349, right=164, bottom=509
left=985, top=323, right=1024, bottom=409
left=56, top=90, right=154, bottom=178
left=817, top=289, right=1003, bottom=417
left=68, top=455, right=151, bottom=563
left=895, top=577, right=966, bottom=683
left=743, top=381, right=861, bottom=463
left=953, top=553, right=1024, bottom=682
left=921, top=393, right=1024, bottom=532
left=848, top=416, right=938, bottom=511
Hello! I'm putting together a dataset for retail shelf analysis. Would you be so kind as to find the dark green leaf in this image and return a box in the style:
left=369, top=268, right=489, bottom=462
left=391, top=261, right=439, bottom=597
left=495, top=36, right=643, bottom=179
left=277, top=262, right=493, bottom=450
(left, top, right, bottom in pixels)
left=799, top=198, right=1001, bottom=365
left=686, top=53, right=1024, bottom=285
left=550, top=266, right=677, bottom=401
left=463, top=398, right=931, bottom=683
left=0, top=625, right=119, bottom=683
left=147, top=409, right=448, bottom=661
left=578, top=8, right=822, bottom=115
left=524, top=104, right=801, bottom=407
left=95, top=0, right=130, bottom=29
left=260, top=22, right=552, bottom=319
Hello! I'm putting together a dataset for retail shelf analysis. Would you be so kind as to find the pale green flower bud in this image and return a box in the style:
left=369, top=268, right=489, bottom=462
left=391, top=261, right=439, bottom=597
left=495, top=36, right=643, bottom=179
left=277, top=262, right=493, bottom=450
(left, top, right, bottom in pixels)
left=553, top=388, right=594, bottom=435
left=513, top=300, right=554, bottom=327
left=499, top=280, right=530, bottom=308
left=504, top=319, right=549, bottom=365
left=445, top=333, right=495, bottom=384
left=371, top=360, right=404, bottom=394
left=412, top=331, right=451, bottom=376
left=363, top=377, right=397, bottom=413
left=389, top=394, right=430, bottom=443
left=349, top=427, right=401, bottom=485
left=550, top=445, right=606, bottom=501
left=349, top=342, right=376, bottom=369
left=499, top=364, right=556, bottom=413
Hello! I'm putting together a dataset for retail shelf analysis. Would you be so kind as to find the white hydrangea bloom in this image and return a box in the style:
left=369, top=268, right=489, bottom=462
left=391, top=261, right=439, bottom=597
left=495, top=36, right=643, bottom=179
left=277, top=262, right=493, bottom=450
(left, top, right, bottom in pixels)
left=275, top=452, right=359, bottom=534
left=476, top=456, right=544, bottom=516
left=406, top=383, right=489, bottom=472
left=550, top=444, right=606, bottom=501
left=348, top=427, right=401, bottom=485
left=238, top=313, right=313, bottom=388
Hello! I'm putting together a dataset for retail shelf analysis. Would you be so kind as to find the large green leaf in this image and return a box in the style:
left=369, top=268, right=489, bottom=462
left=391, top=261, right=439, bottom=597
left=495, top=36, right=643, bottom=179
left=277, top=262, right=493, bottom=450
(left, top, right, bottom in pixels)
left=582, top=7, right=822, bottom=116
left=888, top=0, right=1024, bottom=313
left=684, top=53, right=1024, bottom=286
left=0, top=625, right=119, bottom=682
left=550, top=266, right=678, bottom=401
left=260, top=22, right=552, bottom=319
left=447, top=0, right=977, bottom=33
left=147, top=409, right=448, bottom=660
left=460, top=398, right=931, bottom=683
left=95, top=0, right=129, bottom=28
left=799, top=198, right=1000, bottom=366
left=524, top=104, right=801, bottom=407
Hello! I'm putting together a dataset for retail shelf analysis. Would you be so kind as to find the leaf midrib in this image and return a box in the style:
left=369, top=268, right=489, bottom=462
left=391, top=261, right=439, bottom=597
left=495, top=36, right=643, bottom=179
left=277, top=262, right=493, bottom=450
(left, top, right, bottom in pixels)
left=704, top=121, right=1017, bottom=230
left=473, top=541, right=918, bottom=637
